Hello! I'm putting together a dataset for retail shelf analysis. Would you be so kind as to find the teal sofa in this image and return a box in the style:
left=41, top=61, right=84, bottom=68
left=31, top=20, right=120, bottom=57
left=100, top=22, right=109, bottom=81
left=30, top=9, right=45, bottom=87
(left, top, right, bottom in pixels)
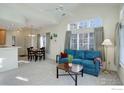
left=56, top=49, right=101, bottom=76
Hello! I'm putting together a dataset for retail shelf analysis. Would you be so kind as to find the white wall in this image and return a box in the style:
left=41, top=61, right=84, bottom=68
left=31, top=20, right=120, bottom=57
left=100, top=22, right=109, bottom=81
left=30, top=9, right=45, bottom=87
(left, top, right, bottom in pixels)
left=39, top=4, right=120, bottom=71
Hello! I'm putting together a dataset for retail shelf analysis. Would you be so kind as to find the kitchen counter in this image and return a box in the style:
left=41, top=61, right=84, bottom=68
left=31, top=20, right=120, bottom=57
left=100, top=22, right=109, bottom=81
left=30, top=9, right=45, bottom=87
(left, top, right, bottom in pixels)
left=0, top=46, right=20, bottom=72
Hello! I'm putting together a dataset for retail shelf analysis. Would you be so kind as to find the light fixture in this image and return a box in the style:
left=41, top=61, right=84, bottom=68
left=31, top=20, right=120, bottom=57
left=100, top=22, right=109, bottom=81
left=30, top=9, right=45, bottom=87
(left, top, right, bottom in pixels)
left=56, top=5, right=64, bottom=11
left=102, top=39, right=112, bottom=73
left=102, top=39, right=112, bottom=46
left=55, top=5, right=66, bottom=17
left=28, top=34, right=36, bottom=37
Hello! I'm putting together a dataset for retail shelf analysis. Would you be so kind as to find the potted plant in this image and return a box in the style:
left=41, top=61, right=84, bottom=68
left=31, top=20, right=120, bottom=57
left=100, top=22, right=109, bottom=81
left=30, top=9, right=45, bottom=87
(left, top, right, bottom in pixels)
left=68, top=55, right=73, bottom=67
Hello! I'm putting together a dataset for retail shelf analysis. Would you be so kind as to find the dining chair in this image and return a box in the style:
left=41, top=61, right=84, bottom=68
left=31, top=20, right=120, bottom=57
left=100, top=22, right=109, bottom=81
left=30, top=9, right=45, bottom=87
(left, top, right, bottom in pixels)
left=27, top=47, right=35, bottom=61
left=40, top=47, right=45, bottom=60
left=35, top=49, right=44, bottom=62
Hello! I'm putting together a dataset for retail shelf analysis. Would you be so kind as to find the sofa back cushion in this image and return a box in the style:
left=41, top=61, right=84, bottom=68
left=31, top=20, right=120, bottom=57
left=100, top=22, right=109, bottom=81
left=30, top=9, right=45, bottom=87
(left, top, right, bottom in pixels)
left=74, top=50, right=85, bottom=59
left=65, top=49, right=76, bottom=57
left=85, top=51, right=101, bottom=60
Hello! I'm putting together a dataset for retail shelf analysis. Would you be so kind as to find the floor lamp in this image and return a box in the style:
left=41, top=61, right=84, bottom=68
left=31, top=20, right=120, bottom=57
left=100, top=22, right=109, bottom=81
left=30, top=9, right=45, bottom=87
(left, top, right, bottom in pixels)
left=102, top=39, right=112, bottom=73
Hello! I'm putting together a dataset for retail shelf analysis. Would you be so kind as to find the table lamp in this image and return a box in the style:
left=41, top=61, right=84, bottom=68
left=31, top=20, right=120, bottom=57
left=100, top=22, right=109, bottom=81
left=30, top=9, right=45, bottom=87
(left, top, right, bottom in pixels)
left=102, top=39, right=112, bottom=73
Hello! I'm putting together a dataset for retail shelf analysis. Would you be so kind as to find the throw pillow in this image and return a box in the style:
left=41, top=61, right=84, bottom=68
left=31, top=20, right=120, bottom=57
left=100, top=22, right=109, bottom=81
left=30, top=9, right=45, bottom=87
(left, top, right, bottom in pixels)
left=60, top=52, right=68, bottom=58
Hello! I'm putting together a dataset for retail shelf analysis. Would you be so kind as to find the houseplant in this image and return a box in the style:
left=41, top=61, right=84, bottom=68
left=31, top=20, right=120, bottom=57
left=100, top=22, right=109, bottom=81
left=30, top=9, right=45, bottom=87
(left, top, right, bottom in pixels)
left=68, top=55, right=73, bottom=67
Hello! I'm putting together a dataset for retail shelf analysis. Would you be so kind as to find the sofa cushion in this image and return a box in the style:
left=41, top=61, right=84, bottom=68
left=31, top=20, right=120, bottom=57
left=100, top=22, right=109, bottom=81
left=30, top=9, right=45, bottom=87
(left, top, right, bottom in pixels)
left=65, top=49, right=76, bottom=57
left=74, top=50, right=85, bottom=59
left=85, top=51, right=100, bottom=60
left=72, top=59, right=83, bottom=65
left=81, top=60, right=95, bottom=68
left=59, top=58, right=68, bottom=64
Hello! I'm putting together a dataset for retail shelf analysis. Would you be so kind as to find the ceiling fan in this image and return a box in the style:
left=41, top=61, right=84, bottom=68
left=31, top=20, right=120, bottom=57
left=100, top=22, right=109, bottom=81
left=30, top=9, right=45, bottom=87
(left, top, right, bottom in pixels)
left=55, top=5, right=66, bottom=17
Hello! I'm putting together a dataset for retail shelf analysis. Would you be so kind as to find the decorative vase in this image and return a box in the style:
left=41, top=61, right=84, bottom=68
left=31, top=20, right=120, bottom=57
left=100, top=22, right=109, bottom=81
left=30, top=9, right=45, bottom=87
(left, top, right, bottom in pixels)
left=68, top=63, right=72, bottom=67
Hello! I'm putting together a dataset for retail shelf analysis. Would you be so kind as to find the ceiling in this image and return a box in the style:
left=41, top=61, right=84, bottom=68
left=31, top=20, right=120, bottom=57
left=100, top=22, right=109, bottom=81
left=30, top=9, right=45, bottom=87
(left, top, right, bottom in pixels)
left=0, top=3, right=121, bottom=30
left=0, top=3, right=79, bottom=29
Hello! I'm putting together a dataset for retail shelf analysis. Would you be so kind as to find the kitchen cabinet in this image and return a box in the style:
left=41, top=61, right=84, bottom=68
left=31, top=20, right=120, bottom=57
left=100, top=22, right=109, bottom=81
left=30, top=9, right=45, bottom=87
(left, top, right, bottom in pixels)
left=0, top=29, right=6, bottom=45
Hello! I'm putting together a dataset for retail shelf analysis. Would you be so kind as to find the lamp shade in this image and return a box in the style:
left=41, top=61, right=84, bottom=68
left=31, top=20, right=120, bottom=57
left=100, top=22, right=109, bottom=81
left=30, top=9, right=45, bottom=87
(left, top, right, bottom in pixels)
left=102, top=39, right=112, bottom=46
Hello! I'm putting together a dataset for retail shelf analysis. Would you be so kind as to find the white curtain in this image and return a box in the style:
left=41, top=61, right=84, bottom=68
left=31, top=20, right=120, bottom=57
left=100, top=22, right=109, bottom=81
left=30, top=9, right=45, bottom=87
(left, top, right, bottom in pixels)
left=64, top=31, right=72, bottom=50
left=94, top=27, right=105, bottom=61
left=115, top=22, right=121, bottom=68
left=120, top=24, right=124, bottom=66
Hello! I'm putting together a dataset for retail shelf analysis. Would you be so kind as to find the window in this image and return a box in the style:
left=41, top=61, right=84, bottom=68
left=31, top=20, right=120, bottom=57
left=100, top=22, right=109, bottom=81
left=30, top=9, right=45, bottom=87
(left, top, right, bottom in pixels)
left=70, top=32, right=94, bottom=50
left=70, top=34, right=77, bottom=50
left=79, top=33, right=89, bottom=50
left=40, top=35, right=46, bottom=48
left=89, top=33, right=95, bottom=50
left=79, top=20, right=88, bottom=29
left=68, top=17, right=103, bottom=30
left=43, top=35, right=46, bottom=47
left=68, top=17, right=101, bottom=50
left=31, top=36, right=36, bottom=48
left=70, top=23, right=78, bottom=31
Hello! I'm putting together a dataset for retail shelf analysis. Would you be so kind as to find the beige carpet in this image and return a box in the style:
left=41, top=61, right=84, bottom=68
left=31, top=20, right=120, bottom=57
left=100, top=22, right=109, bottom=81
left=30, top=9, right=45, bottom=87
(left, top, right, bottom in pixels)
left=0, top=58, right=122, bottom=85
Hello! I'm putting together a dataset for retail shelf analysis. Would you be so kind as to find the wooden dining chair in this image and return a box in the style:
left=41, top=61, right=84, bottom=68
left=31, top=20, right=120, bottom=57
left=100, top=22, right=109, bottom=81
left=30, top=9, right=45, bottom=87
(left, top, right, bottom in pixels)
left=27, top=47, right=35, bottom=61
left=40, top=47, right=45, bottom=60
left=35, top=47, right=45, bottom=61
left=35, top=50, right=44, bottom=62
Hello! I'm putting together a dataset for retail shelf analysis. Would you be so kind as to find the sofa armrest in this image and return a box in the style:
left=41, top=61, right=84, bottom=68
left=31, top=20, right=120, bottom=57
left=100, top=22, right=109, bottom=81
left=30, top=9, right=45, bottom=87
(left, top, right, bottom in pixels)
left=94, top=57, right=101, bottom=74
left=56, top=55, right=61, bottom=63
left=94, top=60, right=100, bottom=67
left=94, top=57, right=102, bottom=67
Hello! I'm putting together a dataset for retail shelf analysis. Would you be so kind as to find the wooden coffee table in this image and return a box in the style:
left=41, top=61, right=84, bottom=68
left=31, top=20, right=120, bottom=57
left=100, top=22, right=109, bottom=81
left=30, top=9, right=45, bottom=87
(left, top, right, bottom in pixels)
left=56, top=63, right=83, bottom=86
